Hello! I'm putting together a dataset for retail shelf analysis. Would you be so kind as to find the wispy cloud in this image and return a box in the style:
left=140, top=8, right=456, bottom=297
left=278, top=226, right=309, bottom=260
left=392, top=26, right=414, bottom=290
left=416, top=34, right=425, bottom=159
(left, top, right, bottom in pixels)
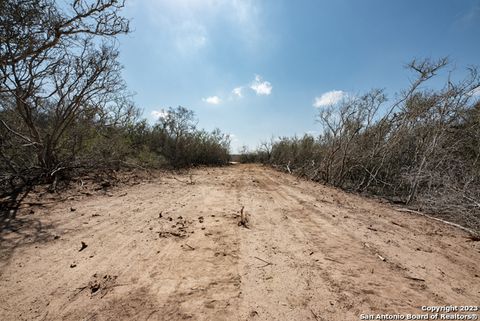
left=250, top=75, right=273, bottom=96
left=134, top=0, right=262, bottom=56
left=203, top=96, right=222, bottom=105
left=313, top=90, right=346, bottom=108
left=232, top=87, right=243, bottom=98
left=174, top=21, right=207, bottom=54
left=454, top=4, right=480, bottom=28
left=151, top=109, right=169, bottom=120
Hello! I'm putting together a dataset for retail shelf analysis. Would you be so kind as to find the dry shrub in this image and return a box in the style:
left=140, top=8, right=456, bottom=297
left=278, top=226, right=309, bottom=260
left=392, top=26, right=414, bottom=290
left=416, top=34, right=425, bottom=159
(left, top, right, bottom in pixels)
left=262, top=58, right=480, bottom=231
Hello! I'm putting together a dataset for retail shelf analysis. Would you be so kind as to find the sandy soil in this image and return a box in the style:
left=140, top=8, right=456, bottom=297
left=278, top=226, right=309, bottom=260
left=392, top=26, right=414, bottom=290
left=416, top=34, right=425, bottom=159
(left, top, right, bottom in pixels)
left=1, top=164, right=479, bottom=321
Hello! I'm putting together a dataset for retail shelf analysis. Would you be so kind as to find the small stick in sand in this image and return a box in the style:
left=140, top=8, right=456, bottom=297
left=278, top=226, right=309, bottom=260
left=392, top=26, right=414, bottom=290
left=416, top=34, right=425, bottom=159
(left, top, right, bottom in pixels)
left=254, top=256, right=273, bottom=266
left=405, top=276, right=425, bottom=282
left=184, top=243, right=195, bottom=250
left=238, top=206, right=249, bottom=228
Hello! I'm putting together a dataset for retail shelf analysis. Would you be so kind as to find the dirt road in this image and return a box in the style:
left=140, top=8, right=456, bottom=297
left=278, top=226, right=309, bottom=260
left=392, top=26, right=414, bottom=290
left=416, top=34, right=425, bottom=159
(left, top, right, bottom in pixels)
left=1, top=164, right=479, bottom=320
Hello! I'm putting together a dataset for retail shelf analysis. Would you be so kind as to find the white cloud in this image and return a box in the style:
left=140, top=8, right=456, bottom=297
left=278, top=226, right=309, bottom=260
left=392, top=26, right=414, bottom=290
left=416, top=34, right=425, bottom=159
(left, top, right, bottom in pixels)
left=202, top=75, right=273, bottom=104
left=313, top=90, right=346, bottom=108
left=151, top=109, right=169, bottom=120
left=202, top=96, right=222, bottom=105
left=470, top=86, right=480, bottom=97
left=232, top=87, right=243, bottom=98
left=250, top=75, right=273, bottom=96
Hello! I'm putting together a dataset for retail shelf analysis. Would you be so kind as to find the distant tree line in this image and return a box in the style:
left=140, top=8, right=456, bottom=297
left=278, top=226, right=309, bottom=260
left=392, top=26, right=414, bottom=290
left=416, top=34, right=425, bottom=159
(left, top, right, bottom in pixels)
left=128, top=106, right=230, bottom=169
left=244, top=58, right=480, bottom=231
left=0, top=0, right=230, bottom=195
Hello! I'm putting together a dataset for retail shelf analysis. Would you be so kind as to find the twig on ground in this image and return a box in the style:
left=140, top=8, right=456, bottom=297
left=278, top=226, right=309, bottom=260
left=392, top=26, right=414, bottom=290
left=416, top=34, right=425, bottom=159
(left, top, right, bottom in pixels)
left=310, top=308, right=320, bottom=320
left=391, top=221, right=404, bottom=227
left=324, top=257, right=343, bottom=264
left=405, top=276, right=425, bottom=282
left=173, top=176, right=195, bottom=185
left=79, top=241, right=88, bottom=252
left=238, top=206, right=249, bottom=228
left=184, top=243, right=195, bottom=250
left=310, top=308, right=321, bottom=321
left=364, top=242, right=387, bottom=262
left=377, top=254, right=386, bottom=262
left=395, top=207, right=478, bottom=237
left=254, top=256, right=273, bottom=267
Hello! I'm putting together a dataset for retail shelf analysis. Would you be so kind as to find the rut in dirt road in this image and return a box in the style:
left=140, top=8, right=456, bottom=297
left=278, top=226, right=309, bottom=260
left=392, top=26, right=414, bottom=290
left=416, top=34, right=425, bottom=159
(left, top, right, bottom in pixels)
left=0, top=164, right=479, bottom=321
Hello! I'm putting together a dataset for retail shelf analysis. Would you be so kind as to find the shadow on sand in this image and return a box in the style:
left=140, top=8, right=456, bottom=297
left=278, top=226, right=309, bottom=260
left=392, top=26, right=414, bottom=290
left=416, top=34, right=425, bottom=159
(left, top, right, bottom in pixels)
left=0, top=187, right=56, bottom=269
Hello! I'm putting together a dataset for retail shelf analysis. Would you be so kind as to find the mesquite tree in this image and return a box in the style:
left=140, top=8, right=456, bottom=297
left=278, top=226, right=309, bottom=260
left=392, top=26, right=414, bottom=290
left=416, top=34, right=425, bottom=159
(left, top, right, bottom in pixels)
left=0, top=0, right=131, bottom=184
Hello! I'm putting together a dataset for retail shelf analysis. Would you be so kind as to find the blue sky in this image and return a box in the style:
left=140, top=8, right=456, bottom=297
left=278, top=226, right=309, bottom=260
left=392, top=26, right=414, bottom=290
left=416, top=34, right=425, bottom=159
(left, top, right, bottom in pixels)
left=119, top=0, right=480, bottom=152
